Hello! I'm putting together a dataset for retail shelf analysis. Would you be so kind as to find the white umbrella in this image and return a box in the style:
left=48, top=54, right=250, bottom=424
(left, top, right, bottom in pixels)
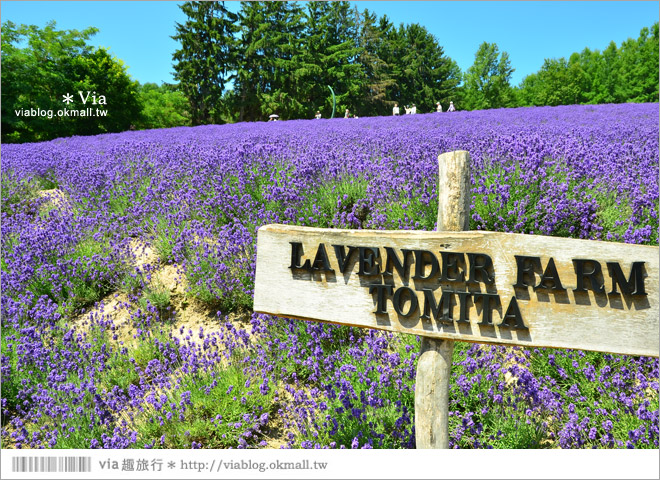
left=269, top=114, right=279, bottom=119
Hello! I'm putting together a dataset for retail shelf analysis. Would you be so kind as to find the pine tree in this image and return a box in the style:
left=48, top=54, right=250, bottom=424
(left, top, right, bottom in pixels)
left=383, top=22, right=460, bottom=113
left=323, top=2, right=363, bottom=115
left=354, top=8, right=396, bottom=116
left=296, top=1, right=334, bottom=118
left=234, top=1, right=268, bottom=122
left=233, top=1, right=304, bottom=120
left=172, top=1, right=238, bottom=125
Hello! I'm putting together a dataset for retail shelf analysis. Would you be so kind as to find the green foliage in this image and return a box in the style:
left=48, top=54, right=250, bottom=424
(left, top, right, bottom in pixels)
left=463, top=42, right=515, bottom=110
left=1, top=20, right=141, bottom=143
left=185, top=241, right=254, bottom=312
left=590, top=187, right=635, bottom=241
left=65, top=237, right=120, bottom=311
left=288, top=329, right=416, bottom=448
left=0, top=326, right=21, bottom=420
left=133, top=358, right=276, bottom=448
left=172, top=1, right=239, bottom=125
left=353, top=9, right=396, bottom=116
left=139, top=282, right=172, bottom=320
left=0, top=172, right=41, bottom=217
left=516, top=22, right=659, bottom=107
left=449, top=343, right=547, bottom=448
left=299, top=175, right=370, bottom=227
left=179, top=1, right=462, bottom=121
left=150, top=215, right=189, bottom=264
left=136, top=83, right=191, bottom=129
left=523, top=57, right=586, bottom=107
left=380, top=21, right=461, bottom=114
left=527, top=349, right=658, bottom=449
left=471, top=159, right=599, bottom=237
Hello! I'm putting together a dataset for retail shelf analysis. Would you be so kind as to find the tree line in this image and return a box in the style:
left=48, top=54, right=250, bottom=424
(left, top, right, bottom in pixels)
left=172, top=1, right=462, bottom=123
left=1, top=20, right=194, bottom=143
left=173, top=1, right=657, bottom=122
left=1, top=2, right=657, bottom=142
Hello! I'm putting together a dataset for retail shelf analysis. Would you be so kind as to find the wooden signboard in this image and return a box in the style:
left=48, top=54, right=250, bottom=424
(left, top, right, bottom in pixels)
left=253, top=151, right=660, bottom=448
left=254, top=225, right=659, bottom=357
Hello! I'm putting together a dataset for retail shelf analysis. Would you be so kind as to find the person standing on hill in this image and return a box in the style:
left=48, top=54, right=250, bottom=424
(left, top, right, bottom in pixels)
left=436, top=102, right=442, bottom=112
left=393, top=103, right=400, bottom=116
left=411, top=104, right=417, bottom=114
left=448, top=101, right=456, bottom=112
left=344, top=108, right=350, bottom=118
left=315, top=111, right=322, bottom=119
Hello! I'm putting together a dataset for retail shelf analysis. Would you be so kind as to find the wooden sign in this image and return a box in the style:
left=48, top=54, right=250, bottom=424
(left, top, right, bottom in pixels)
left=253, top=150, right=659, bottom=449
left=254, top=225, right=659, bottom=357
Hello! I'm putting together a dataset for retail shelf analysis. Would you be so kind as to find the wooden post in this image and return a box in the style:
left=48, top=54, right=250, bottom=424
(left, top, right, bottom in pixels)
left=415, top=150, right=471, bottom=449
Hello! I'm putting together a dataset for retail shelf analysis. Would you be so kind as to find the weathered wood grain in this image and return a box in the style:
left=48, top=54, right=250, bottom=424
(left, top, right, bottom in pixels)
left=415, top=151, right=471, bottom=448
left=254, top=225, right=659, bottom=357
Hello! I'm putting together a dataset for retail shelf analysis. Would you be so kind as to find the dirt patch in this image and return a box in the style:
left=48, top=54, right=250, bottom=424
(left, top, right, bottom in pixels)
left=128, top=239, right=158, bottom=269
left=72, top=292, right=137, bottom=347
left=37, top=189, right=71, bottom=216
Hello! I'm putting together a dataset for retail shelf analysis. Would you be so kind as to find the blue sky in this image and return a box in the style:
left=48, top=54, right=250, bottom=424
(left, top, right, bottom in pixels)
left=1, top=1, right=658, bottom=86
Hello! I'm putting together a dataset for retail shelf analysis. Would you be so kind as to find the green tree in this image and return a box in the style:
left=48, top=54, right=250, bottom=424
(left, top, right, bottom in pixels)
left=172, top=1, right=238, bottom=125
left=515, top=22, right=658, bottom=107
left=537, top=58, right=586, bottom=106
left=66, top=48, right=142, bottom=135
left=381, top=21, right=460, bottom=112
left=313, top=1, right=362, bottom=116
left=618, top=23, right=659, bottom=103
left=294, top=1, right=335, bottom=119
left=233, top=1, right=268, bottom=122
left=136, top=83, right=191, bottom=129
left=258, top=1, right=305, bottom=119
left=463, top=42, right=514, bottom=110
left=232, top=1, right=305, bottom=121
left=1, top=20, right=141, bottom=143
left=353, top=8, right=396, bottom=116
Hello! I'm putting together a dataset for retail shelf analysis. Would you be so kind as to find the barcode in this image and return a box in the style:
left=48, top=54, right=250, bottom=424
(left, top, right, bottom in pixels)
left=11, top=456, right=92, bottom=473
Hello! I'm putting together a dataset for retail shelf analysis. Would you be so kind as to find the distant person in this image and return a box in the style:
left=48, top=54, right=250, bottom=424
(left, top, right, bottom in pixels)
left=448, top=101, right=456, bottom=112
left=436, top=102, right=442, bottom=112
left=344, top=108, right=350, bottom=118
left=315, top=111, right=322, bottom=119
left=411, top=104, right=417, bottom=114
left=393, top=103, right=400, bottom=116
left=404, top=105, right=411, bottom=115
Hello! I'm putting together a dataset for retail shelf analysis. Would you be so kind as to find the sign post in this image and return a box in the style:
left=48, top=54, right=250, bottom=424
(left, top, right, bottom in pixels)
left=253, top=151, right=660, bottom=449
left=415, top=150, right=471, bottom=448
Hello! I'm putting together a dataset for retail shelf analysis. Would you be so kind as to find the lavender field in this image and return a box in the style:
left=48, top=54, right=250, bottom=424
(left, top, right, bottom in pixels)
left=1, top=103, right=658, bottom=449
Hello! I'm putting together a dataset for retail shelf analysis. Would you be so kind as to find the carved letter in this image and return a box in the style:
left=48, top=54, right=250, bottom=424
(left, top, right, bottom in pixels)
left=393, top=286, right=419, bottom=317
left=383, top=247, right=413, bottom=280
left=310, top=243, right=334, bottom=273
left=500, top=297, right=527, bottom=329
left=440, top=252, right=466, bottom=282
left=573, top=259, right=605, bottom=294
left=358, top=247, right=381, bottom=276
left=369, top=284, right=393, bottom=314
left=333, top=245, right=358, bottom=273
left=413, top=250, right=439, bottom=280
left=607, top=261, right=647, bottom=296
left=535, top=258, right=566, bottom=291
left=289, top=242, right=311, bottom=271
left=467, top=253, right=495, bottom=285
left=421, top=288, right=453, bottom=322
left=473, top=293, right=499, bottom=325
left=514, top=255, right=541, bottom=288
